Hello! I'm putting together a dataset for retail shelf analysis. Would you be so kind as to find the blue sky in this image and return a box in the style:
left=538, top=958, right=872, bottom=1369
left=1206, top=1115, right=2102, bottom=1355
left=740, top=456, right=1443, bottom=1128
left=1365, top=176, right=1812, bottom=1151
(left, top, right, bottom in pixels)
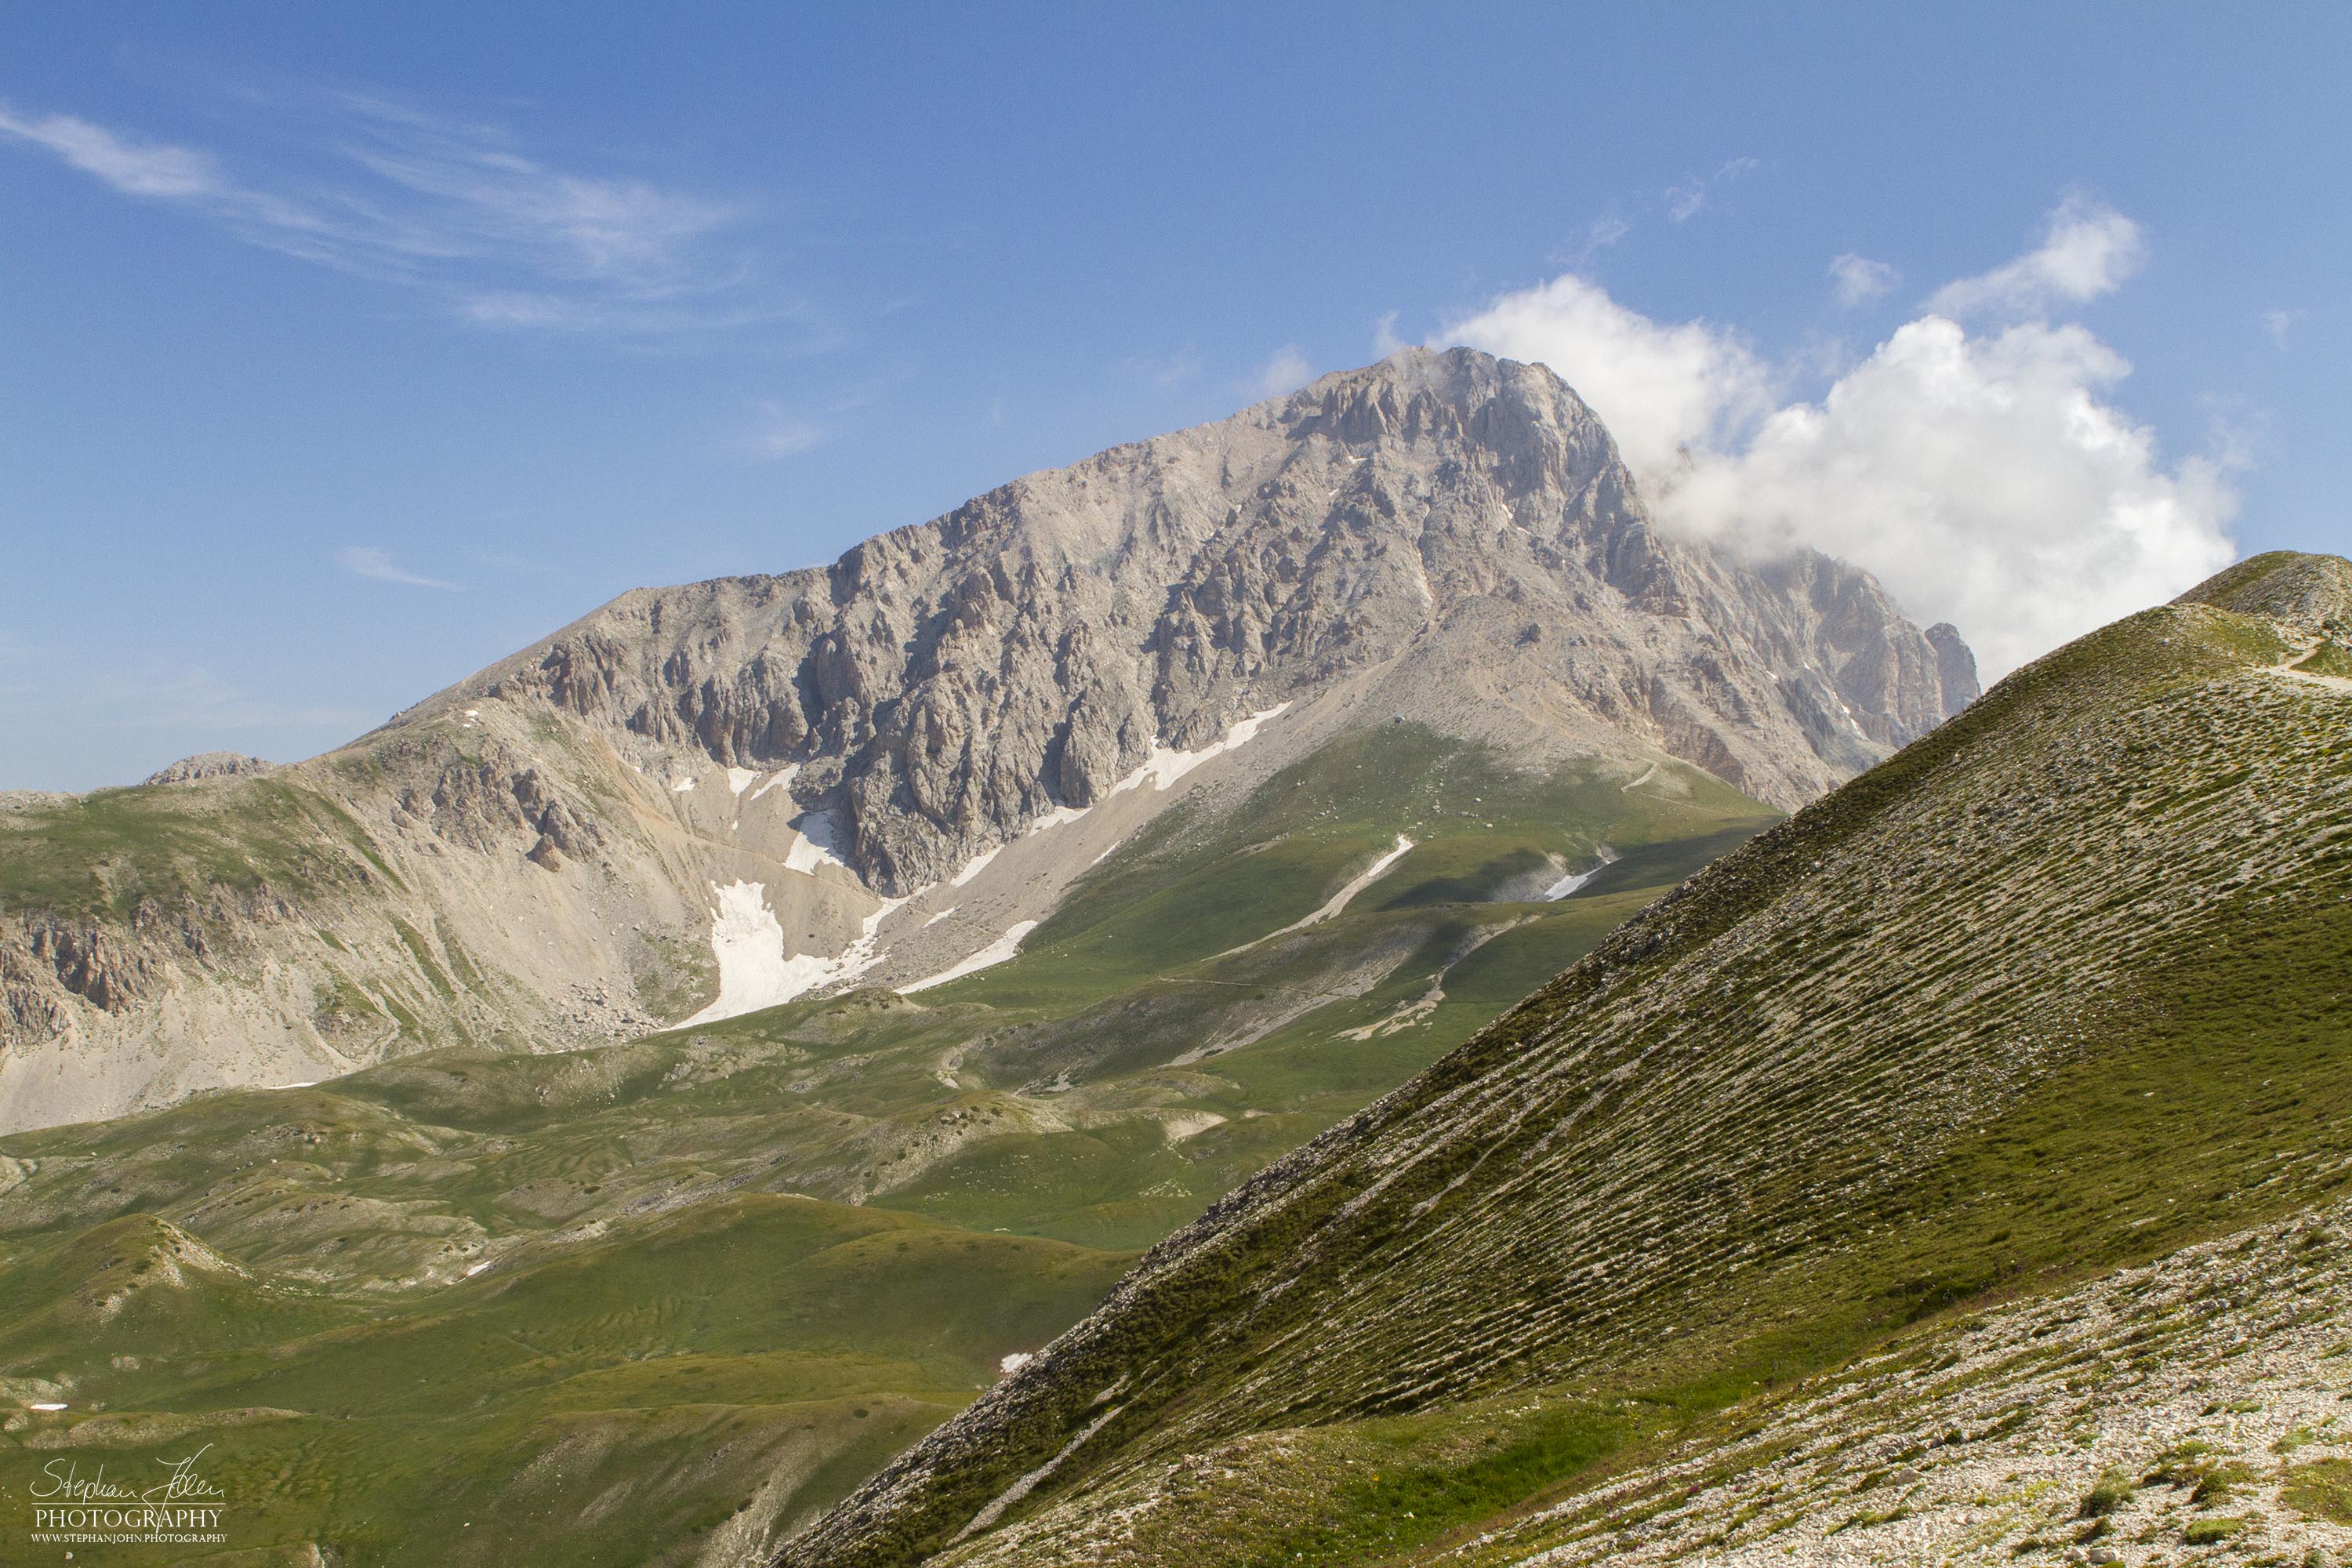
left=2, top=3, right=2345, bottom=790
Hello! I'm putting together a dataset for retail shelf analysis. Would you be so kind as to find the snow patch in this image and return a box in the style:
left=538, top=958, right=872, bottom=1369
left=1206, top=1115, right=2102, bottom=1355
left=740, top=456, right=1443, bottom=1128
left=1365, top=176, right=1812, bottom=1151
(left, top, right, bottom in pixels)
left=949, top=845, right=1000, bottom=888
left=1027, top=804, right=1090, bottom=835
left=28, top=1403, right=66, bottom=1412
left=269, top=1081, right=319, bottom=1091
left=726, top=767, right=760, bottom=797
left=999, top=1351, right=1034, bottom=1377
left=1108, top=703, right=1290, bottom=797
left=747, top=764, right=798, bottom=804
left=898, top=920, right=1039, bottom=994
left=684, top=880, right=906, bottom=1025
left=1541, top=844, right=1621, bottom=901
left=671, top=776, right=696, bottom=793
left=783, top=811, right=854, bottom=876
left=464, top=1261, right=489, bottom=1278
left=923, top=906, right=958, bottom=927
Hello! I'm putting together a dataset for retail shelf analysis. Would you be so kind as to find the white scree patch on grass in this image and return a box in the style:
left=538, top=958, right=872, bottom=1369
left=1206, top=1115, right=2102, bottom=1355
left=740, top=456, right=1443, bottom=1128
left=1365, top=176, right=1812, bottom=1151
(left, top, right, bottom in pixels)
left=898, top=920, right=1040, bottom=994
left=1222, top=835, right=1414, bottom=960
left=1541, top=844, right=1618, bottom=901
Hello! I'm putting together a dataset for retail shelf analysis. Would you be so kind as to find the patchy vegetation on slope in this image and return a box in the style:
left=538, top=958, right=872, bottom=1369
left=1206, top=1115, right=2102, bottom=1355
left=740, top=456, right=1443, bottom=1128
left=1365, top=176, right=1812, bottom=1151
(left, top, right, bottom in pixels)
left=777, top=555, right=2352, bottom=1568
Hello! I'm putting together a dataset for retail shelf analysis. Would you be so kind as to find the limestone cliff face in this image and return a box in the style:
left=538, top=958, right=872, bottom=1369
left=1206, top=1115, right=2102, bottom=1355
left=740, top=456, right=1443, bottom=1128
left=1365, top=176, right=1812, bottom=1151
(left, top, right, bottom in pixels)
left=0, top=348, right=1976, bottom=1132
left=430, top=348, right=1974, bottom=895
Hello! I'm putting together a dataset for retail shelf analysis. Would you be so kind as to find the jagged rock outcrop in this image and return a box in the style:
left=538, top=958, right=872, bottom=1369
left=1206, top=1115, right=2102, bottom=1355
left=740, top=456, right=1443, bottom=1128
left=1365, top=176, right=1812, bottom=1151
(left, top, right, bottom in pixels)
left=144, top=752, right=278, bottom=786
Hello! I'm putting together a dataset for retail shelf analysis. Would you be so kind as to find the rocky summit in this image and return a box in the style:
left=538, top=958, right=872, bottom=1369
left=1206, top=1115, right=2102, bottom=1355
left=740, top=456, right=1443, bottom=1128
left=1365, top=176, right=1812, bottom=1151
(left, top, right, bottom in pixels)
left=0, top=347, right=1970, bottom=1134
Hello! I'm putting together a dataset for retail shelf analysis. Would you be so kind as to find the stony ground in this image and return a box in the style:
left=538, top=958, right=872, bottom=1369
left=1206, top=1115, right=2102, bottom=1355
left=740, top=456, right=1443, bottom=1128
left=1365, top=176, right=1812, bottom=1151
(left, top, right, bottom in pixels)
left=1473, top=1199, right=2352, bottom=1567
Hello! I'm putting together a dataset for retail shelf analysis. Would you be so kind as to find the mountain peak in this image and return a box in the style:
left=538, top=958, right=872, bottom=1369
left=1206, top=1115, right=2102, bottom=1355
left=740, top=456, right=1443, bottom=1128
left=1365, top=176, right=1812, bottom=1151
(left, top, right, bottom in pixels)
left=1277, top=346, right=1614, bottom=468
left=430, top=352, right=1969, bottom=895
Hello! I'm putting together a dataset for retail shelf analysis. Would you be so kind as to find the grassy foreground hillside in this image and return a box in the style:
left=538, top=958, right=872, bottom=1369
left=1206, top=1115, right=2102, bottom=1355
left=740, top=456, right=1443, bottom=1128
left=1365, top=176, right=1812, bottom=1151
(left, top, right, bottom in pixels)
left=0, top=725, right=1774, bottom=1563
left=778, top=553, right=2352, bottom=1568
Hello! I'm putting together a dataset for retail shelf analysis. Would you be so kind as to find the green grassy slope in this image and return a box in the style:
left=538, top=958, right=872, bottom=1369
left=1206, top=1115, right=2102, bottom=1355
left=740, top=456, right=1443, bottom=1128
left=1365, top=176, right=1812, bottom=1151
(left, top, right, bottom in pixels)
left=0, top=722, right=1778, bottom=1563
left=775, top=554, right=2352, bottom=1568
left=0, top=1185, right=1128, bottom=1567
left=0, top=778, right=399, bottom=921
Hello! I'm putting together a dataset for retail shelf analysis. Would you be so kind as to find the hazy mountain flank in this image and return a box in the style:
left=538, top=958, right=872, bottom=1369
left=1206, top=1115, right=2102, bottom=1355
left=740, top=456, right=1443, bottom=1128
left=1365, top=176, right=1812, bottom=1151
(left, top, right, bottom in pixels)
left=776, top=552, right=2352, bottom=1568
left=0, top=347, right=1971, bottom=1134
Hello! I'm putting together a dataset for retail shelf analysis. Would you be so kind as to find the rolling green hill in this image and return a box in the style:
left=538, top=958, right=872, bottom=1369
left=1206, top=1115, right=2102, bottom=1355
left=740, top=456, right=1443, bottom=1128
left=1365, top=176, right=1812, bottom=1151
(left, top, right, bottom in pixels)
left=777, top=553, right=2352, bottom=1568
left=0, top=721, right=1776, bottom=1563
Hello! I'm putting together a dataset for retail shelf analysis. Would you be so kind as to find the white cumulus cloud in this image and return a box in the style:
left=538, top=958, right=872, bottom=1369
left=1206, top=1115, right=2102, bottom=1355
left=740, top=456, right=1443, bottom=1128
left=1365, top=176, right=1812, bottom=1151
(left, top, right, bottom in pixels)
left=1665, top=318, right=2235, bottom=678
left=1437, top=197, right=2236, bottom=681
left=1926, top=194, right=2144, bottom=319
left=1445, top=273, right=1774, bottom=477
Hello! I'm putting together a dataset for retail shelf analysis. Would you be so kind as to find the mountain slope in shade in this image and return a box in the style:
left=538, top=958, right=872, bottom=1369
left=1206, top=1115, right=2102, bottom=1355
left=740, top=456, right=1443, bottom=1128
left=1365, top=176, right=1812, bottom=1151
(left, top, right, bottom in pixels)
left=775, top=553, right=2352, bottom=1568
left=0, top=347, right=1970, bottom=1133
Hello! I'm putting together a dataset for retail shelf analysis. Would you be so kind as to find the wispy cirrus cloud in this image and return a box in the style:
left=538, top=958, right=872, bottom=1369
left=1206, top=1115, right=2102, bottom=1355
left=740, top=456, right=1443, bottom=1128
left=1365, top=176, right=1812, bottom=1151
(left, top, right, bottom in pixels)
left=1240, top=344, right=1315, bottom=401
left=338, top=545, right=459, bottom=590
left=739, top=371, right=904, bottom=461
left=0, top=88, right=801, bottom=342
left=0, top=637, right=361, bottom=753
left=1665, top=156, right=1758, bottom=223
left=1122, top=343, right=1205, bottom=387
left=748, top=403, right=831, bottom=459
left=1553, top=212, right=1631, bottom=266
left=92, top=661, right=365, bottom=733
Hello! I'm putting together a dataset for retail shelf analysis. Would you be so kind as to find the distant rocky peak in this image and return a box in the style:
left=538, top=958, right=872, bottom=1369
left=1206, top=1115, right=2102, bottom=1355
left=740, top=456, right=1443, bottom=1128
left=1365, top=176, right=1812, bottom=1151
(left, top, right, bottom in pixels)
left=143, top=752, right=278, bottom=786
left=425, top=347, right=1976, bottom=895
